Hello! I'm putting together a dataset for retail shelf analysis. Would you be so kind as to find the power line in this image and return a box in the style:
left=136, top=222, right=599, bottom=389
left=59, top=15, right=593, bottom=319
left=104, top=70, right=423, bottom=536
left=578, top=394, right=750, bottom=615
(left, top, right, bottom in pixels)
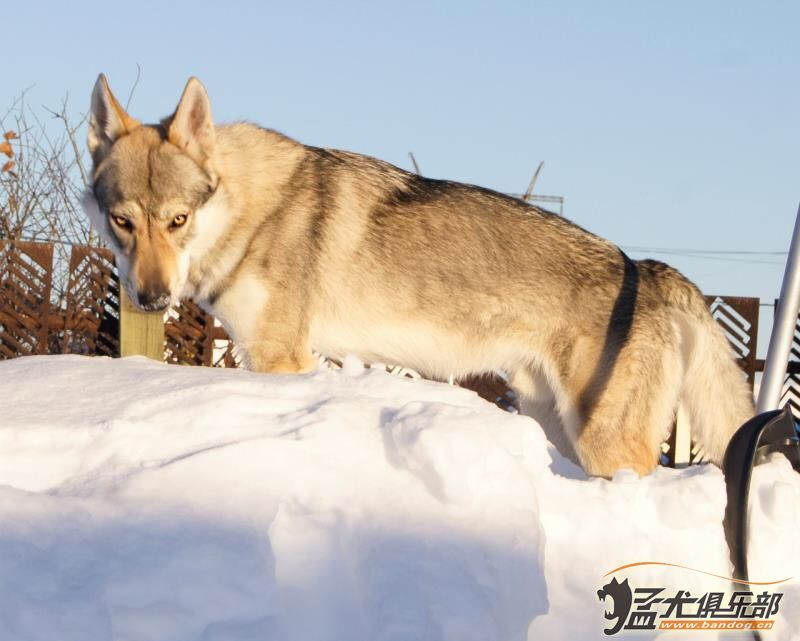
left=622, top=246, right=787, bottom=256
left=621, top=246, right=786, bottom=266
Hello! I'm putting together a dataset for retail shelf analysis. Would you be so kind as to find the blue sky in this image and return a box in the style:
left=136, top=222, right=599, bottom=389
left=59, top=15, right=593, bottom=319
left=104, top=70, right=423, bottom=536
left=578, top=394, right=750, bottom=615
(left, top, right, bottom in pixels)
left=6, top=1, right=799, bottom=353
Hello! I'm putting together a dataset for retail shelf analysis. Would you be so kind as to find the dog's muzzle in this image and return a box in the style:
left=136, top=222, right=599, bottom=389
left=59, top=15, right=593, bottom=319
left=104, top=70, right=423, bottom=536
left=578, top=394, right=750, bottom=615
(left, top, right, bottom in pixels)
left=136, top=291, right=171, bottom=312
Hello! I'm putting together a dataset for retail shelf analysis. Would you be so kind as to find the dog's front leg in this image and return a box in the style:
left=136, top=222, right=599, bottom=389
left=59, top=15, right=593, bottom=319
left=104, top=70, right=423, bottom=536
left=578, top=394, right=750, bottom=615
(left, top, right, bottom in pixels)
left=249, top=345, right=317, bottom=374
left=244, top=312, right=317, bottom=375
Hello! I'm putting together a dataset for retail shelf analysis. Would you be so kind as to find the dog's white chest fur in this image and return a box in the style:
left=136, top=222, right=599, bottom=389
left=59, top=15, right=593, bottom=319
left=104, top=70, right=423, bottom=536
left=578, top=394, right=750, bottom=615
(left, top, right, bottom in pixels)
left=207, top=274, right=270, bottom=350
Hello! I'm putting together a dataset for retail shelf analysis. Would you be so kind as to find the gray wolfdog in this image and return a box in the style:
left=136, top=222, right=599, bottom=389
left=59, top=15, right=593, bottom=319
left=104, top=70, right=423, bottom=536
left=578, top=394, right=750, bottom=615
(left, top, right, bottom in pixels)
left=83, top=75, right=754, bottom=477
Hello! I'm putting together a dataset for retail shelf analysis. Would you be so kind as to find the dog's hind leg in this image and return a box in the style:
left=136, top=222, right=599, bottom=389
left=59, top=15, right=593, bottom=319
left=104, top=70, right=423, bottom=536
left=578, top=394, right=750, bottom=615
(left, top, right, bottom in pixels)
left=570, top=327, right=684, bottom=477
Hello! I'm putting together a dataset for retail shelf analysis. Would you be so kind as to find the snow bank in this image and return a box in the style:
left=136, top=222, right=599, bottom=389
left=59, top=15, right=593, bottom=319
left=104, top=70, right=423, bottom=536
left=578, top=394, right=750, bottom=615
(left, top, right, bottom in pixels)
left=0, top=355, right=797, bottom=640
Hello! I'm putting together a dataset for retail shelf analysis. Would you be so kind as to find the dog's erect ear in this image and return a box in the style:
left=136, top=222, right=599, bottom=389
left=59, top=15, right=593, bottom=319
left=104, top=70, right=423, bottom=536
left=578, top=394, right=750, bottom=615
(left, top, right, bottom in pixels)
left=87, top=74, right=141, bottom=165
left=168, top=77, right=216, bottom=169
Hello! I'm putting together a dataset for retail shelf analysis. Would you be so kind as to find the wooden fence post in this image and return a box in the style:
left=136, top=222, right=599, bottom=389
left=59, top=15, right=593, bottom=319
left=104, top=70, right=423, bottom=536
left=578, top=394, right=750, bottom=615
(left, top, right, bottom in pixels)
left=673, top=405, right=692, bottom=467
left=119, top=288, right=165, bottom=360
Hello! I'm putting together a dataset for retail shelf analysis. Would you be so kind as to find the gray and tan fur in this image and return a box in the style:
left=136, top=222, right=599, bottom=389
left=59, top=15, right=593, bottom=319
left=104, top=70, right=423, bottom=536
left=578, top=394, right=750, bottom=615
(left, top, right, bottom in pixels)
left=83, top=75, right=754, bottom=477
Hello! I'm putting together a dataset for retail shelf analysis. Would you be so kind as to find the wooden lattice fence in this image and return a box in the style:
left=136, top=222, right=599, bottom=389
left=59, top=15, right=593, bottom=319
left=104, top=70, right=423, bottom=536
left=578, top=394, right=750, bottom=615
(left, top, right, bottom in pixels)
left=165, top=299, right=237, bottom=368
left=62, top=245, right=119, bottom=357
left=707, top=295, right=760, bottom=385
left=0, top=240, right=54, bottom=357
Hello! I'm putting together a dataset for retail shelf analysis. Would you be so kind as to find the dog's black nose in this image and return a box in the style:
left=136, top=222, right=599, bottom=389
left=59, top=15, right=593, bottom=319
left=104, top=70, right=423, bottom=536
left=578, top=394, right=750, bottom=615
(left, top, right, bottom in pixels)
left=136, top=290, right=171, bottom=312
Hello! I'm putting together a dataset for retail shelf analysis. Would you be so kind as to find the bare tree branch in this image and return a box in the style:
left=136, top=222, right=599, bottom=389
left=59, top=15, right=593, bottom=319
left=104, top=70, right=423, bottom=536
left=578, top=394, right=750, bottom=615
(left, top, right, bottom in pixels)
left=1, top=90, right=96, bottom=304
left=126, top=63, right=142, bottom=110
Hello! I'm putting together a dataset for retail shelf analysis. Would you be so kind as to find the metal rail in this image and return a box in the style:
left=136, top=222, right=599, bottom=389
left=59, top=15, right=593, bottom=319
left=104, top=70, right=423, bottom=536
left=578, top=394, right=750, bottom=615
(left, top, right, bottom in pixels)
left=757, top=203, right=800, bottom=413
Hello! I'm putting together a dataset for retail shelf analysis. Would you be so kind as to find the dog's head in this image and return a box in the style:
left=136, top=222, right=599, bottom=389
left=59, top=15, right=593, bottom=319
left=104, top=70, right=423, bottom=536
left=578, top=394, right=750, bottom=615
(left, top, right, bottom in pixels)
left=83, top=75, right=218, bottom=311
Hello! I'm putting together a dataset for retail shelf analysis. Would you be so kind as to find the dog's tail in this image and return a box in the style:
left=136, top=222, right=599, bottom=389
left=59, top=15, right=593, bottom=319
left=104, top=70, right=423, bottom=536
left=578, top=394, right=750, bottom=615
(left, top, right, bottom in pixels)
left=647, top=261, right=756, bottom=464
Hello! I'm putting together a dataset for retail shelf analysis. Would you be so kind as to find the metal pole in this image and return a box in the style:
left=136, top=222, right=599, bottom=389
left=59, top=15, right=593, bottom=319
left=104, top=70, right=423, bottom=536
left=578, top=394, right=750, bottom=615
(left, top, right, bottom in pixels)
left=756, top=203, right=800, bottom=413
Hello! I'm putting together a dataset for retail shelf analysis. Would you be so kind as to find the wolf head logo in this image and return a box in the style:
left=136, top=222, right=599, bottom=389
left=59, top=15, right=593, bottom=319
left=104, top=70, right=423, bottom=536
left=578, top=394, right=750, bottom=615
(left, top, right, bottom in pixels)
left=597, top=576, right=632, bottom=635
left=83, top=75, right=217, bottom=311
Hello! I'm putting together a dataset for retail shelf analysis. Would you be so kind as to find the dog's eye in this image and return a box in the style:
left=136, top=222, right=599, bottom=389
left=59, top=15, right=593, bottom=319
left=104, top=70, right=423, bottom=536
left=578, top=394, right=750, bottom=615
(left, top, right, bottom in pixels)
left=171, top=213, right=188, bottom=228
left=111, top=215, right=131, bottom=230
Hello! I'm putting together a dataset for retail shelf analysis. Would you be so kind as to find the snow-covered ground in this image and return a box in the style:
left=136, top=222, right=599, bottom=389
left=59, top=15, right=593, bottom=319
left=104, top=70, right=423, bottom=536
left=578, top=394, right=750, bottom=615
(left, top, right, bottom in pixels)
left=0, top=355, right=798, bottom=641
